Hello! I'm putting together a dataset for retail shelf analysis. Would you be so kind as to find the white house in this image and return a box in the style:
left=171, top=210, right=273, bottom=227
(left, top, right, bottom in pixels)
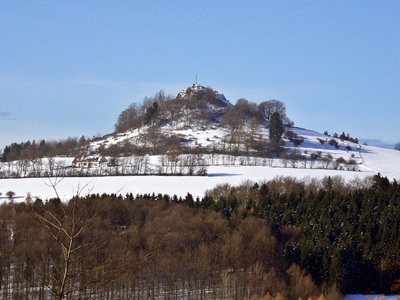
left=72, top=155, right=108, bottom=168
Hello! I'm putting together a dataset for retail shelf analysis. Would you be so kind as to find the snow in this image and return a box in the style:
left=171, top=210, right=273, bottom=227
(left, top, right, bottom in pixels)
left=1, top=127, right=400, bottom=202
left=358, top=145, right=400, bottom=175
left=1, top=142, right=399, bottom=202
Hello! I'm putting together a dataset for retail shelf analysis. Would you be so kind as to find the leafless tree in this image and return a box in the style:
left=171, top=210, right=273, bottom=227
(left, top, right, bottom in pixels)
left=146, top=125, right=163, bottom=153
left=235, top=98, right=258, bottom=121
left=29, top=180, right=156, bottom=299
left=221, top=106, right=244, bottom=153
left=258, top=99, right=293, bottom=126
left=323, top=153, right=333, bottom=169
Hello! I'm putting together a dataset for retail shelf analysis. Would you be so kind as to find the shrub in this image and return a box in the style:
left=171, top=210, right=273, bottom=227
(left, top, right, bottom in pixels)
left=284, top=130, right=298, bottom=140
left=284, top=130, right=304, bottom=146
left=328, top=139, right=339, bottom=149
left=336, top=157, right=346, bottom=164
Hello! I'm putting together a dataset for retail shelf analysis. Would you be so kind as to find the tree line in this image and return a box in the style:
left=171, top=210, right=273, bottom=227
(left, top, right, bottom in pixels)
left=1, top=137, right=92, bottom=163
left=323, top=131, right=359, bottom=144
left=2, top=173, right=400, bottom=298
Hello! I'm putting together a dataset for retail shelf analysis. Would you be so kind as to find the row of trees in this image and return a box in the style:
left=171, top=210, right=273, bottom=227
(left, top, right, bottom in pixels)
left=0, top=150, right=360, bottom=179
left=0, top=137, right=92, bottom=163
left=324, top=131, right=359, bottom=144
left=0, top=153, right=208, bottom=178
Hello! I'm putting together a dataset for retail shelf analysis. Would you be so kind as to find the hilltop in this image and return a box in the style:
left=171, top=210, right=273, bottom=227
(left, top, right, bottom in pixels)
left=1, top=83, right=400, bottom=200
left=1, top=83, right=400, bottom=178
left=177, top=82, right=230, bottom=106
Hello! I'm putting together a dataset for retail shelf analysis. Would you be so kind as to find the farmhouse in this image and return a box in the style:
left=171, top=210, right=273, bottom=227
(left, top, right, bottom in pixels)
left=72, top=155, right=108, bottom=168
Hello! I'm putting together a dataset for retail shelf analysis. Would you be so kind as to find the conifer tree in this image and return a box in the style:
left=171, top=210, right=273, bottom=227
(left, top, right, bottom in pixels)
left=269, top=112, right=284, bottom=144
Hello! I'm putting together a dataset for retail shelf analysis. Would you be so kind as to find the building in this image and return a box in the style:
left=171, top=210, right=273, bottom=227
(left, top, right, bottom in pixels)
left=72, top=155, right=108, bottom=168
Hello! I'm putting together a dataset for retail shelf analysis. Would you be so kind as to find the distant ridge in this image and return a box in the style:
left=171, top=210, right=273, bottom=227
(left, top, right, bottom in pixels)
left=360, top=138, right=396, bottom=149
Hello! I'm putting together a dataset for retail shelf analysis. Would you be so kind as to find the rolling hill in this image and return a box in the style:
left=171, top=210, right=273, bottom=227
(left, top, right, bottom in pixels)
left=1, top=126, right=399, bottom=201
left=1, top=83, right=400, bottom=201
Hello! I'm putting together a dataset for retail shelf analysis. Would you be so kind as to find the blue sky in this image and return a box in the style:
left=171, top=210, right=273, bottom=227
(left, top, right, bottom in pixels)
left=1, top=1, right=399, bottom=150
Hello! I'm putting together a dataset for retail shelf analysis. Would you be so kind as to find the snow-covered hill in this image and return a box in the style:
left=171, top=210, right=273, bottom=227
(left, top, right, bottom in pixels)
left=1, top=82, right=400, bottom=201
left=1, top=126, right=400, bottom=202
left=90, top=124, right=363, bottom=169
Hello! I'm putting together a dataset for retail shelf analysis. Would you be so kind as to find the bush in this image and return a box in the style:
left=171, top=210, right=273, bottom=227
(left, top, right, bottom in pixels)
left=292, top=137, right=304, bottom=147
left=329, top=139, right=339, bottom=149
left=284, top=130, right=298, bottom=140
left=284, top=130, right=304, bottom=146
left=336, top=157, right=346, bottom=164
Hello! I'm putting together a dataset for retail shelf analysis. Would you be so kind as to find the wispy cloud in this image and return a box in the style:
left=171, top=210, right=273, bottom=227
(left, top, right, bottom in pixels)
left=0, top=111, right=15, bottom=120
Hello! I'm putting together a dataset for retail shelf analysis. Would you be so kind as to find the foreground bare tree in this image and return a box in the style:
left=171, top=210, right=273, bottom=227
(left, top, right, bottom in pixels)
left=31, top=199, right=91, bottom=299
left=29, top=179, right=155, bottom=299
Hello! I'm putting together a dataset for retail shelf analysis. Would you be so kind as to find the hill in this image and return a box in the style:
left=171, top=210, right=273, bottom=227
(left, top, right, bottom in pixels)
left=1, top=83, right=400, bottom=200
left=1, top=126, right=400, bottom=201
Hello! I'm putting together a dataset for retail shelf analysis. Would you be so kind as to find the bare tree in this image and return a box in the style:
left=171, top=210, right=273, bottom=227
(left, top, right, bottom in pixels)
left=115, top=103, right=142, bottom=132
left=29, top=180, right=154, bottom=299
left=235, top=98, right=258, bottom=122
left=146, top=125, right=163, bottom=153
left=258, top=99, right=293, bottom=126
left=221, top=106, right=244, bottom=152
left=244, top=116, right=260, bottom=153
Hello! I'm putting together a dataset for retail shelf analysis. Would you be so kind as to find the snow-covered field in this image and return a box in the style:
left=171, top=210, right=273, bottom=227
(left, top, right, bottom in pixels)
left=1, top=140, right=399, bottom=202
left=1, top=128, right=400, bottom=299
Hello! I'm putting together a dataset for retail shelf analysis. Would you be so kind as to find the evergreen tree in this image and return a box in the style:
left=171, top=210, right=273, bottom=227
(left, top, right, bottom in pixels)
left=269, top=112, right=284, bottom=144
left=144, top=102, right=159, bottom=125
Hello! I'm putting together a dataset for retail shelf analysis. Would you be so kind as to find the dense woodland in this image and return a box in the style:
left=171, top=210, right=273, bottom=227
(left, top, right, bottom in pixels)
left=1, top=174, right=400, bottom=299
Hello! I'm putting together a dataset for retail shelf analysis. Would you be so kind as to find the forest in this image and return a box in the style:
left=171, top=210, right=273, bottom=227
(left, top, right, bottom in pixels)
left=1, top=173, right=399, bottom=299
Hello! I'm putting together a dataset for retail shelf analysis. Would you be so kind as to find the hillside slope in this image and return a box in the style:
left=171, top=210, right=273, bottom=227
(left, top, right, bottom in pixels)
left=1, top=83, right=400, bottom=200
left=1, top=127, right=400, bottom=201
